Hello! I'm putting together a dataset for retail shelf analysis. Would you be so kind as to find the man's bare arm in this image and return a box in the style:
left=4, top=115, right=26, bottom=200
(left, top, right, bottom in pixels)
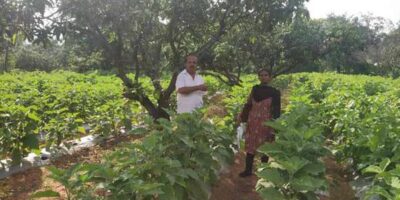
left=177, top=84, right=207, bottom=94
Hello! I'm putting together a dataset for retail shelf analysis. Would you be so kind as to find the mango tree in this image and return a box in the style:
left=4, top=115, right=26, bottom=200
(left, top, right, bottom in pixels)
left=0, top=0, right=53, bottom=72
left=50, top=0, right=308, bottom=119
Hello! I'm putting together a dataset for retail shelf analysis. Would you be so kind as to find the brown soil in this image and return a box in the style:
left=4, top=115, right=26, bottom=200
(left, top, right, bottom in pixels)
left=210, top=154, right=357, bottom=200
left=0, top=134, right=141, bottom=200
left=324, top=157, right=357, bottom=200
left=210, top=152, right=262, bottom=200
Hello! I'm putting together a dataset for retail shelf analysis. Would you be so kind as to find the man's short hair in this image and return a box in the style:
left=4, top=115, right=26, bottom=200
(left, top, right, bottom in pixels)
left=184, top=53, right=198, bottom=63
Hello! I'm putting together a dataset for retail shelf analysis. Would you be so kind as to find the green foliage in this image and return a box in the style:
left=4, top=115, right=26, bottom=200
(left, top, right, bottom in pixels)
left=41, top=111, right=234, bottom=199
left=0, top=104, right=41, bottom=163
left=31, top=190, right=61, bottom=199
left=269, top=72, right=400, bottom=199
left=46, top=0, right=310, bottom=118
left=14, top=44, right=58, bottom=71
left=2, top=0, right=400, bottom=79
left=362, top=159, right=400, bottom=200
left=0, top=0, right=53, bottom=72
left=377, top=27, right=400, bottom=78
left=256, top=103, right=329, bottom=200
left=3, top=71, right=399, bottom=199
left=0, top=71, right=142, bottom=162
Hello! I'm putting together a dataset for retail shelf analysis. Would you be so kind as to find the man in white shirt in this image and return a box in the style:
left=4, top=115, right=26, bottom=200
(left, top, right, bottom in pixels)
left=175, top=54, right=208, bottom=113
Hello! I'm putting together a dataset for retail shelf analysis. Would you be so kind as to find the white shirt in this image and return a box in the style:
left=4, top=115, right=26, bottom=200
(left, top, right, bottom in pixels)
left=176, top=69, right=206, bottom=113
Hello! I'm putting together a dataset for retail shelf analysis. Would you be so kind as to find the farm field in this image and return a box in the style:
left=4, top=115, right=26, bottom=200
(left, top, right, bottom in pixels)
left=2, top=0, right=400, bottom=199
left=0, top=72, right=399, bottom=199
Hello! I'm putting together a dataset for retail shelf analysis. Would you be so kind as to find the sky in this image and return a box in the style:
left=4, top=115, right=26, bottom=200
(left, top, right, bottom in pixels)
left=305, top=0, right=400, bottom=23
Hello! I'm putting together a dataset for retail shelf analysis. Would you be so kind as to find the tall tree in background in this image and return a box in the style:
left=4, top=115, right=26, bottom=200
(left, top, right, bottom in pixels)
left=212, top=0, right=311, bottom=76
left=317, top=15, right=383, bottom=73
left=51, top=0, right=308, bottom=119
left=0, top=0, right=52, bottom=72
left=378, top=26, right=400, bottom=78
left=279, top=17, right=324, bottom=73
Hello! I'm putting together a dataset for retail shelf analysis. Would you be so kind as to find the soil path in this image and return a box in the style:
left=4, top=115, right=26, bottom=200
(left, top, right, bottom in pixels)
left=210, top=154, right=356, bottom=200
left=210, top=152, right=262, bottom=200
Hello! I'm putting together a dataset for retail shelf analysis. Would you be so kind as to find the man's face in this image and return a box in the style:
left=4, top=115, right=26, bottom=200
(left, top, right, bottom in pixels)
left=185, top=55, right=198, bottom=74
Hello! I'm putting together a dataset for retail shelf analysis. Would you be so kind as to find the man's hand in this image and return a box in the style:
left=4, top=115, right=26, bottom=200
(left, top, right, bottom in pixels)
left=196, top=84, right=208, bottom=91
left=177, top=84, right=207, bottom=94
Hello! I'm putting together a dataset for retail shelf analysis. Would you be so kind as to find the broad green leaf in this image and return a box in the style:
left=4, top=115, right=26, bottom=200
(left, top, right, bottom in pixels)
left=278, top=156, right=309, bottom=175
left=22, top=134, right=39, bottom=149
left=379, top=158, right=391, bottom=171
left=187, top=179, right=209, bottom=200
left=389, top=166, right=400, bottom=177
left=298, top=162, right=325, bottom=176
left=258, top=187, right=286, bottom=200
left=142, top=134, right=158, bottom=149
left=165, top=173, right=176, bottom=185
left=365, top=186, right=393, bottom=200
left=258, top=143, right=285, bottom=156
left=183, top=169, right=200, bottom=181
left=32, top=148, right=42, bottom=155
left=65, top=163, right=84, bottom=179
left=11, top=34, right=17, bottom=45
left=291, top=175, right=326, bottom=191
left=379, top=171, right=394, bottom=183
left=389, top=177, right=400, bottom=189
left=159, top=185, right=181, bottom=200
left=130, top=127, right=148, bottom=135
left=175, top=177, right=187, bottom=188
left=269, top=161, right=285, bottom=170
left=179, top=135, right=195, bottom=148
left=79, top=174, right=90, bottom=182
left=166, top=159, right=182, bottom=168
left=47, top=166, right=64, bottom=177
left=159, top=186, right=174, bottom=200
left=256, top=168, right=288, bottom=187
left=256, top=178, right=274, bottom=189
left=301, top=191, right=319, bottom=200
left=139, top=183, right=164, bottom=196
left=249, top=36, right=257, bottom=44
left=27, top=112, right=40, bottom=121
left=363, top=165, right=383, bottom=174
left=81, top=164, right=114, bottom=179
left=265, top=121, right=286, bottom=132
left=367, top=135, right=380, bottom=151
left=30, top=190, right=60, bottom=198
left=303, top=128, right=321, bottom=140
left=77, top=126, right=86, bottom=134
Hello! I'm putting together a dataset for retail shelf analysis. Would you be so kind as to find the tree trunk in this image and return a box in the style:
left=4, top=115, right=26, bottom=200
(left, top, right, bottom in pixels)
left=116, top=62, right=176, bottom=120
left=237, top=62, right=242, bottom=83
left=4, top=44, right=9, bottom=72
